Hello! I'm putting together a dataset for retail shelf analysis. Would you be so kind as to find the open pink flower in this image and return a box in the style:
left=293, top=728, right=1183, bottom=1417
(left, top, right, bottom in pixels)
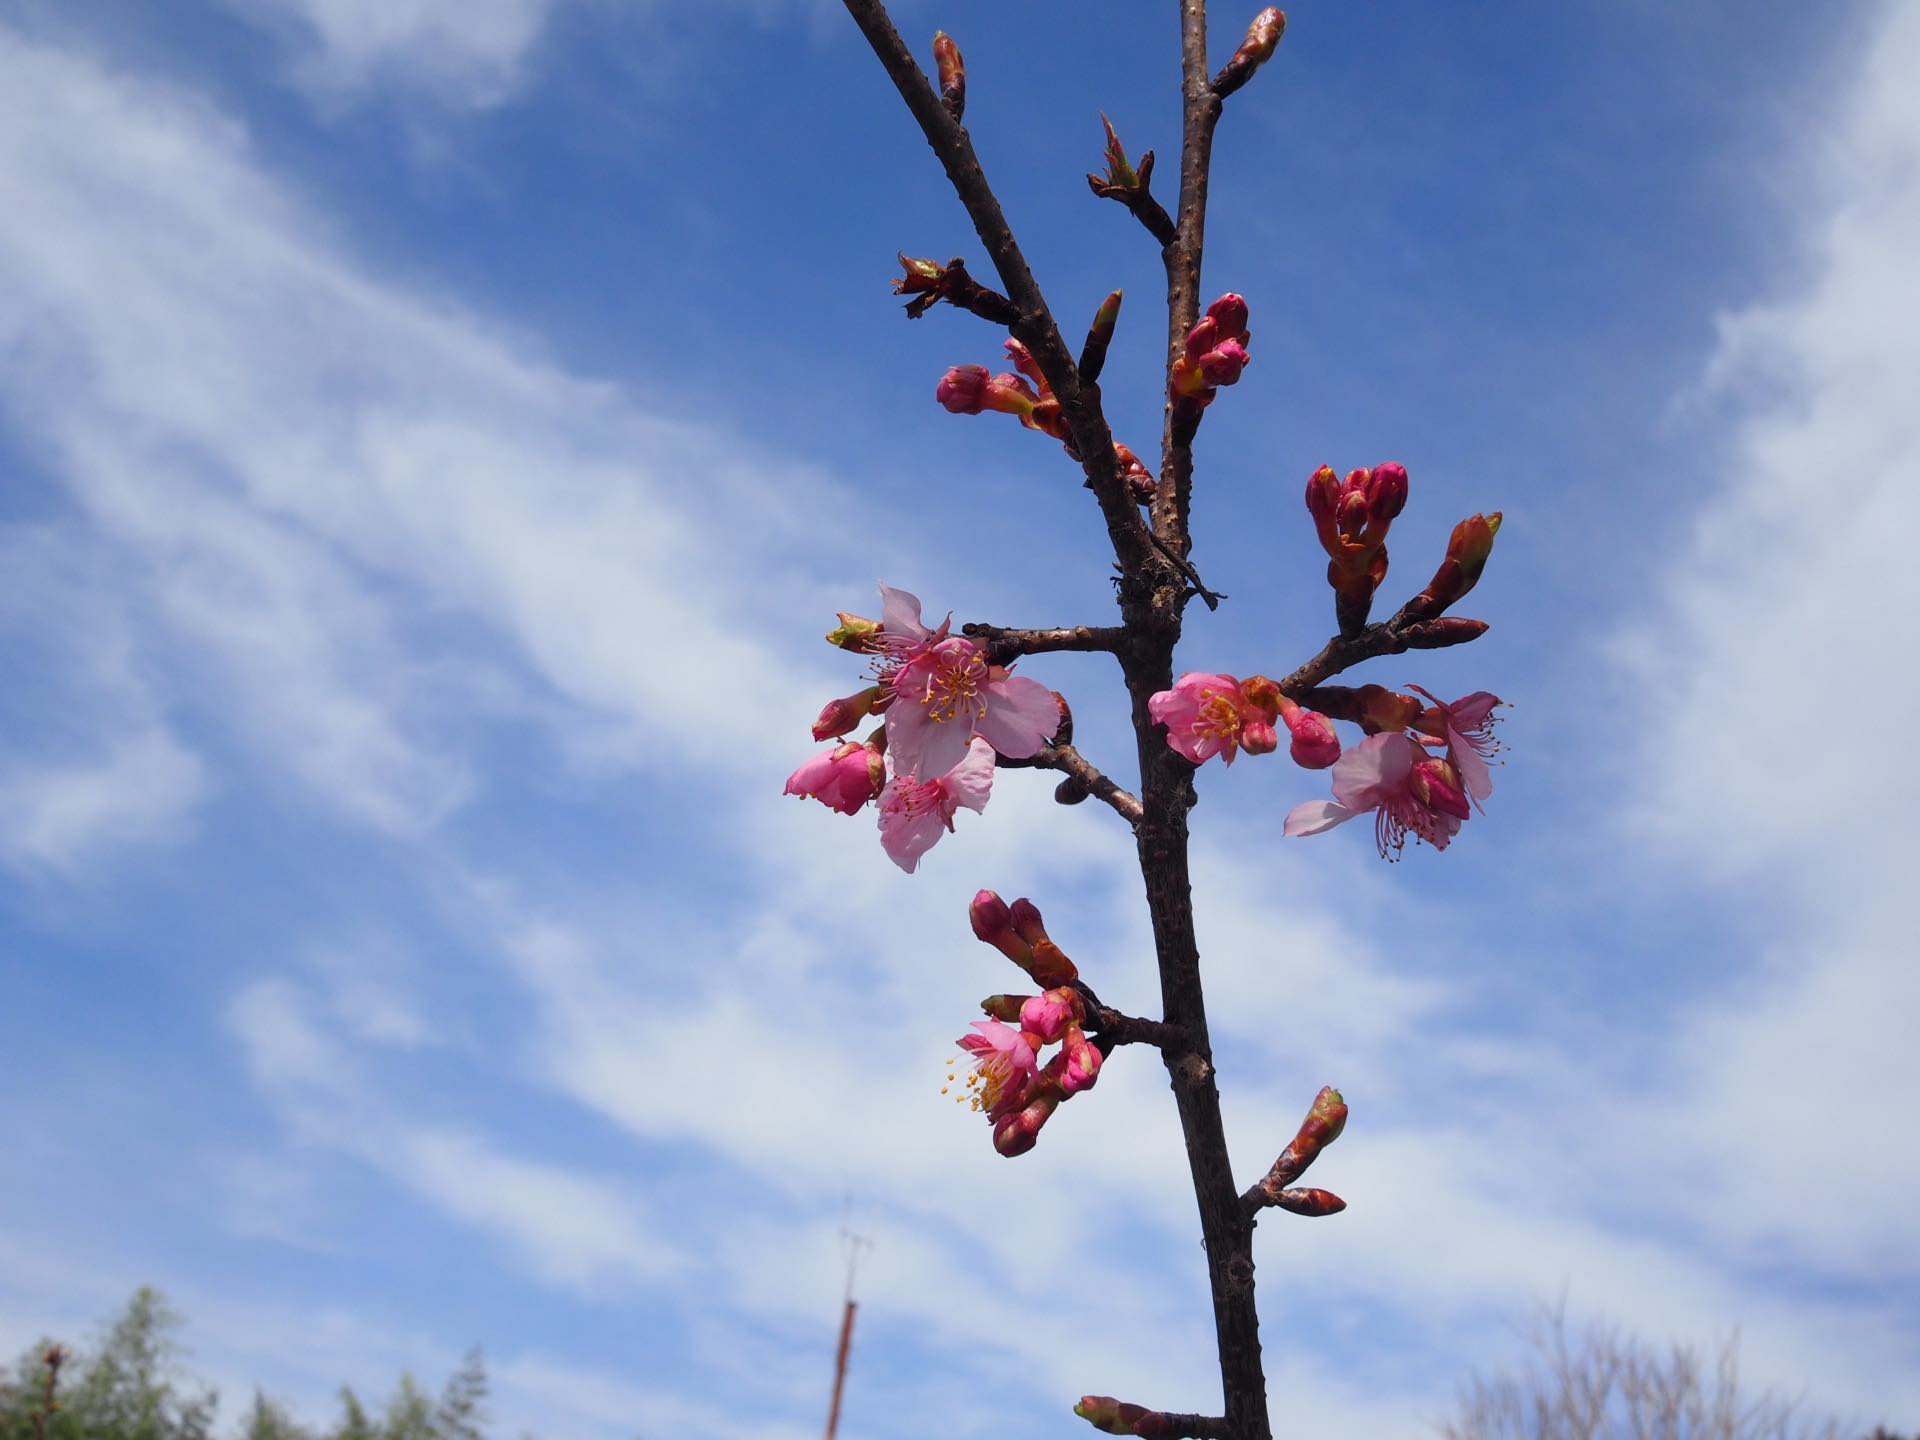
left=956, top=1019, right=1040, bottom=1121
left=1148, top=672, right=1267, bottom=766
left=877, top=737, right=995, bottom=872
left=784, top=742, right=884, bottom=816
left=887, top=636, right=1061, bottom=779
left=1283, top=731, right=1472, bottom=857
left=1410, top=686, right=1504, bottom=807
left=869, top=582, right=950, bottom=669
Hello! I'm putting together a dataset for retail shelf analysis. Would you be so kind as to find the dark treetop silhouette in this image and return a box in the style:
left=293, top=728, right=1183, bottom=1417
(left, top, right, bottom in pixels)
left=784, top=6, right=1506, bottom=1437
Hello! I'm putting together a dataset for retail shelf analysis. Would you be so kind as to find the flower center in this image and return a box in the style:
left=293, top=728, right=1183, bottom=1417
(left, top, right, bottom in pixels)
left=1194, top=691, right=1244, bottom=742
left=924, top=651, right=985, bottom=724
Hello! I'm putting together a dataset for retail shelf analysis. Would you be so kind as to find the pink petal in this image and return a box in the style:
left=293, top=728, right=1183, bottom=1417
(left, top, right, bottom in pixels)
left=941, top=738, right=997, bottom=814
left=1450, top=726, right=1494, bottom=805
left=1284, top=800, right=1359, bottom=837
left=878, top=792, right=947, bottom=872
left=1330, top=732, right=1414, bottom=810
left=975, top=675, right=1061, bottom=758
left=877, top=582, right=928, bottom=641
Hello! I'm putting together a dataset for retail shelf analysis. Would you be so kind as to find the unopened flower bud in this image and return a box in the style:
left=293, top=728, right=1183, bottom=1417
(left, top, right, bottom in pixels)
left=1081, top=289, right=1124, bottom=384
left=1401, top=512, right=1502, bottom=623
left=1241, top=719, right=1279, bottom=755
left=1004, top=897, right=1078, bottom=987
left=1211, top=7, right=1287, bottom=99
left=1075, top=1397, right=1171, bottom=1437
left=1400, top=617, right=1491, bottom=649
left=1305, top=464, right=1341, bottom=526
left=1411, top=756, right=1472, bottom=820
left=980, top=993, right=1030, bottom=1023
left=970, top=890, right=1033, bottom=966
left=1059, top=1026, right=1102, bottom=1094
left=1114, top=442, right=1155, bottom=504
left=992, top=1089, right=1060, bottom=1156
left=810, top=685, right=883, bottom=741
left=825, top=613, right=880, bottom=651
left=1367, top=461, right=1409, bottom=522
left=1197, top=337, right=1250, bottom=386
left=1008, top=896, right=1050, bottom=948
left=933, top=31, right=965, bottom=118
left=936, top=364, right=991, bottom=414
left=1019, top=987, right=1083, bottom=1045
left=1205, top=291, right=1251, bottom=339
left=1271, top=1186, right=1346, bottom=1217
left=1277, top=699, right=1340, bottom=769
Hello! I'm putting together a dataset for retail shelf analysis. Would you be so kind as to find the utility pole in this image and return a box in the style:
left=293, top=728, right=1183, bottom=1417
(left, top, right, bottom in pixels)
left=823, top=1224, right=873, bottom=1440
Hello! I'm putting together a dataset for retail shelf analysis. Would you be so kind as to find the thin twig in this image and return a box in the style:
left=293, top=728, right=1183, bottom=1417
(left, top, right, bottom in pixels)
left=1275, top=614, right=1488, bottom=698
left=841, top=0, right=1156, bottom=580
left=1075, top=980, right=1186, bottom=1051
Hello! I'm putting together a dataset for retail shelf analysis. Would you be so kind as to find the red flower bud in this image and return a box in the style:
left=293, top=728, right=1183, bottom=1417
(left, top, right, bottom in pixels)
left=932, top=31, right=965, bottom=118
left=810, top=685, right=883, bottom=741
left=1270, top=1186, right=1346, bottom=1217
left=1211, top=7, right=1287, bottom=99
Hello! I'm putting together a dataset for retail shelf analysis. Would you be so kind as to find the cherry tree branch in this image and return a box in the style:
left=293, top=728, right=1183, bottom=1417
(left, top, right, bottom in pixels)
left=1074, top=980, right=1188, bottom=1052
left=1031, top=743, right=1144, bottom=826
left=1274, top=613, right=1490, bottom=697
left=841, top=0, right=1156, bottom=580
left=961, top=622, right=1126, bottom=663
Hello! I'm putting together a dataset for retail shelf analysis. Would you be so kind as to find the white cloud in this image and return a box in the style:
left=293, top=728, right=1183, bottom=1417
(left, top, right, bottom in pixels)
left=223, top=0, right=559, bottom=104
left=226, top=976, right=677, bottom=1290
left=0, top=728, right=206, bottom=874
left=1614, top=0, right=1920, bottom=1290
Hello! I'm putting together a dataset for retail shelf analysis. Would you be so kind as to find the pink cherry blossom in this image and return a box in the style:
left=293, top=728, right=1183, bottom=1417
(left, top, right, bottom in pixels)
left=1283, top=731, right=1472, bottom=857
left=956, top=1018, right=1039, bottom=1121
left=1409, top=686, right=1504, bottom=807
left=1148, top=672, right=1267, bottom=766
left=783, top=742, right=883, bottom=816
left=1057, top=1028, right=1102, bottom=1095
left=1019, top=987, right=1083, bottom=1046
left=886, top=636, right=1061, bottom=779
left=877, top=737, right=996, bottom=872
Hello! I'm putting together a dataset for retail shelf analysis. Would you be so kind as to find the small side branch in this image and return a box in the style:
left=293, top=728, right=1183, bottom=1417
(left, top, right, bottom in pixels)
left=1031, top=743, right=1144, bottom=825
left=1075, top=980, right=1186, bottom=1051
left=1275, top=616, right=1489, bottom=698
left=962, top=622, right=1125, bottom=664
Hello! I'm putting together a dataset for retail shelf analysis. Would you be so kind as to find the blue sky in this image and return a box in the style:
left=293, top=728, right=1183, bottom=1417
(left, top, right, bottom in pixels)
left=2, top=1, right=1917, bottom=1436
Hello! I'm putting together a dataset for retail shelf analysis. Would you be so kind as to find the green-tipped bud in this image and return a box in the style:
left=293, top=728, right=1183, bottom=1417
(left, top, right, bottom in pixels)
left=980, top=993, right=1029, bottom=1023
left=826, top=612, right=881, bottom=651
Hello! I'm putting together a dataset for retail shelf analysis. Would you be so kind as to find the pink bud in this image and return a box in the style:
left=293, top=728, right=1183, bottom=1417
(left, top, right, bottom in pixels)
left=1241, top=719, right=1279, bottom=756
left=1411, top=756, right=1472, bottom=820
left=937, top=364, right=990, bottom=414
left=1270, top=1186, right=1346, bottom=1218
left=1008, top=897, right=1050, bottom=948
left=1205, top=291, right=1250, bottom=339
left=992, top=1090, right=1060, bottom=1156
left=1019, top=987, right=1083, bottom=1045
left=970, top=890, right=1033, bottom=966
left=1278, top=701, right=1341, bottom=769
left=810, top=685, right=882, bottom=741
left=1367, top=461, right=1409, bottom=522
left=1197, top=338, right=1250, bottom=387
left=1059, top=1028, right=1102, bottom=1095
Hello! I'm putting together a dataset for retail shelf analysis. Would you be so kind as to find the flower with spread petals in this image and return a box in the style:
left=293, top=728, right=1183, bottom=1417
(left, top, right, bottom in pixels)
left=877, top=737, right=996, bottom=872
left=1283, top=731, right=1472, bottom=857
left=1148, top=672, right=1268, bottom=766
left=887, top=636, right=1061, bottom=779
left=956, top=1018, right=1039, bottom=1121
left=1410, top=686, right=1504, bottom=807
left=784, top=742, right=884, bottom=816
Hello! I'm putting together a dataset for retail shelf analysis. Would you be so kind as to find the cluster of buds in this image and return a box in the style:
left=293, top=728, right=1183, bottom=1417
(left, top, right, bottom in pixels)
left=1148, top=672, right=1339, bottom=770
left=953, top=893, right=1103, bottom=1156
left=1305, top=461, right=1409, bottom=637
left=785, top=584, right=1064, bottom=872
left=938, top=335, right=1159, bottom=505
left=1169, top=293, right=1252, bottom=434
left=937, top=338, right=1068, bottom=438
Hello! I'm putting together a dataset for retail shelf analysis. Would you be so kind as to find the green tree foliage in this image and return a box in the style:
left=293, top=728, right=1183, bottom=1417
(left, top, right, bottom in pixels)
left=1, top=1292, right=522, bottom=1440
